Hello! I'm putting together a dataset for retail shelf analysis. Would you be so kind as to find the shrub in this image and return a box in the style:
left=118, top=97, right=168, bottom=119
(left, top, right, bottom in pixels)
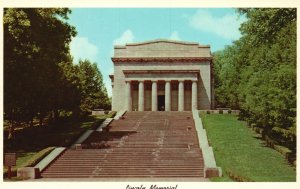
left=228, top=109, right=232, bottom=114
left=206, top=110, right=211, bottom=114
left=219, top=110, right=223, bottom=114
left=110, top=111, right=117, bottom=118
left=256, top=128, right=263, bottom=134
left=273, top=144, right=295, bottom=164
left=274, top=145, right=290, bottom=155
left=226, top=170, right=253, bottom=182
left=104, top=110, right=109, bottom=114
left=265, top=136, right=276, bottom=148
left=251, top=123, right=257, bottom=129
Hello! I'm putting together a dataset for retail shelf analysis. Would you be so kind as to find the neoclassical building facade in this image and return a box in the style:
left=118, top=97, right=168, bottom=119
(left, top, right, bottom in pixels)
left=110, top=39, right=214, bottom=112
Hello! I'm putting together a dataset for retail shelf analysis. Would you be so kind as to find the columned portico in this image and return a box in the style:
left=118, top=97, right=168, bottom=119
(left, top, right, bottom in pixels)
left=165, top=81, right=171, bottom=111
left=124, top=78, right=199, bottom=111
left=123, top=69, right=200, bottom=111
left=138, top=81, right=144, bottom=111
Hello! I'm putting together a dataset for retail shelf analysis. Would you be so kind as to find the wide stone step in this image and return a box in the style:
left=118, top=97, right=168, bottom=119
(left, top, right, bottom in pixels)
left=43, top=172, right=204, bottom=175
left=44, top=169, right=204, bottom=173
left=42, top=111, right=205, bottom=179
left=49, top=163, right=203, bottom=166
left=53, top=159, right=204, bottom=162
left=46, top=164, right=203, bottom=167
left=42, top=174, right=204, bottom=177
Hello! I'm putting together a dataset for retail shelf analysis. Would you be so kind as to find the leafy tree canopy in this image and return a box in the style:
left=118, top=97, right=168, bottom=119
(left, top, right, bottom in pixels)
left=213, top=8, right=296, bottom=151
left=4, top=8, right=111, bottom=140
left=75, top=60, right=111, bottom=114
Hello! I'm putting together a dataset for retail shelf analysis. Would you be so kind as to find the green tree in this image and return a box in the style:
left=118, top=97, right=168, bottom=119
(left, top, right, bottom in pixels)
left=75, top=60, right=110, bottom=115
left=214, top=8, right=296, bottom=152
left=4, top=8, right=76, bottom=138
left=51, top=56, right=82, bottom=121
left=213, top=45, right=241, bottom=109
left=238, top=8, right=296, bottom=46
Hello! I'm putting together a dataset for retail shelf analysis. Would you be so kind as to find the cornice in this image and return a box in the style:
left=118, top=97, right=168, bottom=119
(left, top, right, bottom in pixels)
left=112, top=57, right=212, bottom=63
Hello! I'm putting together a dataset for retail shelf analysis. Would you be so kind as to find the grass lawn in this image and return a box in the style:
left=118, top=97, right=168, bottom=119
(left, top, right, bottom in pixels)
left=201, top=113, right=296, bottom=182
left=3, top=113, right=115, bottom=178
left=4, top=152, right=35, bottom=176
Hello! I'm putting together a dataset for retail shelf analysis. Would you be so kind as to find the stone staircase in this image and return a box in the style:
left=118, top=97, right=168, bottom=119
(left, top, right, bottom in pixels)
left=41, top=111, right=205, bottom=178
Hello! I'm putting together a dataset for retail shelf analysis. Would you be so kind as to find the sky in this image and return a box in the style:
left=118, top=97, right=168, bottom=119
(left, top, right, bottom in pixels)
left=68, top=8, right=246, bottom=97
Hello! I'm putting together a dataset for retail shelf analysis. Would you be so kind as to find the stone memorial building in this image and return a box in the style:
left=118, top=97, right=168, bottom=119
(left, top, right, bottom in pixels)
left=110, top=39, right=214, bottom=112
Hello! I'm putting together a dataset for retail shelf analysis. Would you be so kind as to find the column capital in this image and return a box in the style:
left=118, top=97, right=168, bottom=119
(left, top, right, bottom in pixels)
left=165, top=80, right=171, bottom=83
left=191, top=80, right=198, bottom=83
left=178, top=79, right=185, bottom=83
left=138, top=80, right=144, bottom=83
left=151, top=80, right=158, bottom=83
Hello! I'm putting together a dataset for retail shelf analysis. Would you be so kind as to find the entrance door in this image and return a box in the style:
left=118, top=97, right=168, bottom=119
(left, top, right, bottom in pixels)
left=158, top=95, right=165, bottom=111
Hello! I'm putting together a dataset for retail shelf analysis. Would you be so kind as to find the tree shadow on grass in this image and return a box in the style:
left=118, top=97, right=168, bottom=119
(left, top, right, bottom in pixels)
left=4, top=115, right=100, bottom=153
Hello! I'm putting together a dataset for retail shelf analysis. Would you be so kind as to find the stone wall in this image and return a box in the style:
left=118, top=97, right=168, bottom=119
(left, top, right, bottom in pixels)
left=111, top=39, right=213, bottom=111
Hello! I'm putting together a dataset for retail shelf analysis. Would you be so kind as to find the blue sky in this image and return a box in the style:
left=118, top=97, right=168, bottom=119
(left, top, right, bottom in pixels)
left=68, top=8, right=246, bottom=97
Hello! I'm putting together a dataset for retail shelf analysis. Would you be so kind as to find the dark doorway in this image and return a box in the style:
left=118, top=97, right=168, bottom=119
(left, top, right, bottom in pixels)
left=158, top=95, right=165, bottom=111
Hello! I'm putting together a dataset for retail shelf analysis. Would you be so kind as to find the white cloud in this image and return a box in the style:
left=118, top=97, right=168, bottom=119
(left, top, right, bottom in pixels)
left=188, top=10, right=246, bottom=40
left=70, top=37, right=98, bottom=63
left=169, top=31, right=181, bottom=41
left=113, top=29, right=135, bottom=45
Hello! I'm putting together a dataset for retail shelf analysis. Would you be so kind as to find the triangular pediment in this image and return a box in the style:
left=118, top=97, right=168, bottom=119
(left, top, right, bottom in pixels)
left=115, top=39, right=209, bottom=48
left=125, top=39, right=199, bottom=46
left=113, top=39, right=211, bottom=58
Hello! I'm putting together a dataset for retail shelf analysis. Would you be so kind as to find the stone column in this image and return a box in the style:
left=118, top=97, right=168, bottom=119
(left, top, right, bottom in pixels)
left=138, top=81, right=144, bottom=111
left=178, top=80, right=184, bottom=111
left=151, top=81, right=157, bottom=111
left=125, top=81, right=132, bottom=111
left=165, top=81, right=171, bottom=111
left=192, top=80, right=198, bottom=110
